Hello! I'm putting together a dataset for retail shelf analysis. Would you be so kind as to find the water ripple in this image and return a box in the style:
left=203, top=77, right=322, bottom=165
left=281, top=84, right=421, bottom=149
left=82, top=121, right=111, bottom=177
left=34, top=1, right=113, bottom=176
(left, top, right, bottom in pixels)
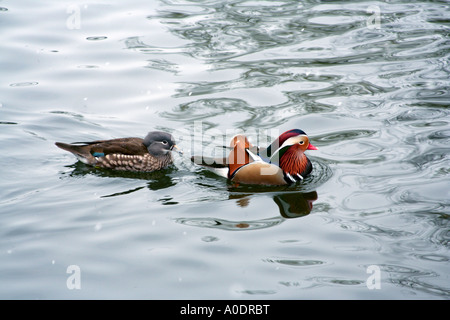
left=174, top=216, right=283, bottom=231
left=161, top=97, right=251, bottom=122
left=264, top=257, right=326, bottom=267
left=2, top=0, right=449, bottom=300
left=9, top=81, right=38, bottom=87
left=379, top=264, right=450, bottom=297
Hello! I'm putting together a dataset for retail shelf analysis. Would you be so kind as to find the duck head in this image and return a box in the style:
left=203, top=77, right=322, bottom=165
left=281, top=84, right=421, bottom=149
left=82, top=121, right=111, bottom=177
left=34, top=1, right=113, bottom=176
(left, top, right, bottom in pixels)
left=265, top=129, right=318, bottom=179
left=143, top=131, right=182, bottom=157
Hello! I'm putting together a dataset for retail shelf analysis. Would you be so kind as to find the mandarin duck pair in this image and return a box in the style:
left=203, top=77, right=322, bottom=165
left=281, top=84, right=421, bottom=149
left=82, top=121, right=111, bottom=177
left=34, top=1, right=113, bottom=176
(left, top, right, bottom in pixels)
left=55, top=129, right=317, bottom=185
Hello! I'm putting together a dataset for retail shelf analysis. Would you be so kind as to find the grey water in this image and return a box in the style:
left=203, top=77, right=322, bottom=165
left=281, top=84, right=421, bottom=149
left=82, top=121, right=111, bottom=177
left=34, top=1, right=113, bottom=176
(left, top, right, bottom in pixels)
left=0, top=0, right=449, bottom=299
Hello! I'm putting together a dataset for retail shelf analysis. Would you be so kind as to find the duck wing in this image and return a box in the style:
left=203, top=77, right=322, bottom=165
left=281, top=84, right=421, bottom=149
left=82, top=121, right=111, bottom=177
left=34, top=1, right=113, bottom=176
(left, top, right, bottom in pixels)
left=55, top=137, right=147, bottom=165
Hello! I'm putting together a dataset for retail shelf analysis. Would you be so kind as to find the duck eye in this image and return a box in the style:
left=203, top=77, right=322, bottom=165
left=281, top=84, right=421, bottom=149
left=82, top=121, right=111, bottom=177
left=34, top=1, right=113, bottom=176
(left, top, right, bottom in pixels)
left=161, top=140, right=168, bottom=145
left=299, top=141, right=304, bottom=145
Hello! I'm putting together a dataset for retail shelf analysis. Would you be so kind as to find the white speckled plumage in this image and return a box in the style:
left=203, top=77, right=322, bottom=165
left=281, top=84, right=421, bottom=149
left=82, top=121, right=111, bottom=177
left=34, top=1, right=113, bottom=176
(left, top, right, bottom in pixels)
left=56, top=131, right=181, bottom=172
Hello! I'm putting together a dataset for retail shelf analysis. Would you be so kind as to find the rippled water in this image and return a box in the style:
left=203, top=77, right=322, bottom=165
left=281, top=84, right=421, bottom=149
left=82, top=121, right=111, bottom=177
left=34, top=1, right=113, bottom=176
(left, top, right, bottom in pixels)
left=1, top=0, right=449, bottom=299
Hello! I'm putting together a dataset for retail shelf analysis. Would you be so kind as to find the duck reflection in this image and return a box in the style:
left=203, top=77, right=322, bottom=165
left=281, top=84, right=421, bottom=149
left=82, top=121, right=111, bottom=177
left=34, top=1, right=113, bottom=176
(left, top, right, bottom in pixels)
left=174, top=216, right=284, bottom=231
left=175, top=188, right=318, bottom=231
left=61, top=162, right=176, bottom=194
left=63, top=162, right=318, bottom=229
left=274, top=191, right=318, bottom=218
left=229, top=188, right=318, bottom=219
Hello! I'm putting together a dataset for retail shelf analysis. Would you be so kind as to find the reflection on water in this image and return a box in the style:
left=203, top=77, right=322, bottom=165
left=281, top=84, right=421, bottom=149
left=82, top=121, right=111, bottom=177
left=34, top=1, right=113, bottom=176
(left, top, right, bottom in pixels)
left=63, top=159, right=319, bottom=218
left=177, top=189, right=318, bottom=231
left=61, top=162, right=177, bottom=192
left=231, top=189, right=318, bottom=219
left=227, top=184, right=319, bottom=219
left=175, top=216, right=284, bottom=231
left=1, top=0, right=449, bottom=299
left=273, top=191, right=317, bottom=219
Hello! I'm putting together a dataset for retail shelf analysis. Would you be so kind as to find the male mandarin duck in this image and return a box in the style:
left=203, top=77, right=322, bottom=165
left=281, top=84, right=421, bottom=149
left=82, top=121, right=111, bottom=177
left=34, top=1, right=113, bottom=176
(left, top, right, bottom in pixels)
left=55, top=131, right=181, bottom=172
left=192, top=129, right=318, bottom=185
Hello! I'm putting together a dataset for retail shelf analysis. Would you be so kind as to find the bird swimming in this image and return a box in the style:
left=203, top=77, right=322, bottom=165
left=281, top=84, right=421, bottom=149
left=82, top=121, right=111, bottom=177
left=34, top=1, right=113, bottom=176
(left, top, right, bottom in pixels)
left=192, top=129, right=317, bottom=185
left=55, top=131, right=181, bottom=172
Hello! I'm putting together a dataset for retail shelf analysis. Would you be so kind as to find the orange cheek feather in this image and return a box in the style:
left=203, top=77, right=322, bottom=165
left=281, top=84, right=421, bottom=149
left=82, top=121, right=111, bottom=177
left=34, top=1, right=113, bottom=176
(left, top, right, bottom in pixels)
left=279, top=144, right=308, bottom=176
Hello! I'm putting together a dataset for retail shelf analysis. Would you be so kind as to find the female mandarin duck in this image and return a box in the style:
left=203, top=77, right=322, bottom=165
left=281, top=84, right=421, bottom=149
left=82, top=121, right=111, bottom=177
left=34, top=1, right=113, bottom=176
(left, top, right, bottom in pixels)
left=193, top=129, right=318, bottom=185
left=55, top=131, right=181, bottom=172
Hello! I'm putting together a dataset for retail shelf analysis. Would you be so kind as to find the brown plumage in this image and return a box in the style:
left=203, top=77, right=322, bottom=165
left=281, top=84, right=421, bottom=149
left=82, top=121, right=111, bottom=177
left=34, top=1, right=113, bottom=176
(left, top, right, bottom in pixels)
left=228, top=135, right=254, bottom=178
left=55, top=131, right=181, bottom=172
left=191, top=129, right=318, bottom=185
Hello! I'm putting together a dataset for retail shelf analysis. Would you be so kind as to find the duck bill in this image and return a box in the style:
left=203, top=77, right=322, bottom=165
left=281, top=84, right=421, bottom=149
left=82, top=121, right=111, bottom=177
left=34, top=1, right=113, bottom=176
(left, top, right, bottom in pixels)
left=172, top=144, right=183, bottom=155
left=307, top=144, right=318, bottom=150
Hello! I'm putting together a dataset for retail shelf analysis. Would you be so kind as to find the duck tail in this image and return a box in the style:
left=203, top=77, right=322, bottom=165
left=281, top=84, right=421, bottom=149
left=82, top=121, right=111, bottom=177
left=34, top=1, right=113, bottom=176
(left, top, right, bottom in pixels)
left=55, top=142, right=97, bottom=165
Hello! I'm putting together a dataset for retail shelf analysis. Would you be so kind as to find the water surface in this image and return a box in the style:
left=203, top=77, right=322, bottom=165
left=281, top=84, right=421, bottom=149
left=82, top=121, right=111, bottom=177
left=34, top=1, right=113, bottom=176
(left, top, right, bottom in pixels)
left=0, top=0, right=449, bottom=299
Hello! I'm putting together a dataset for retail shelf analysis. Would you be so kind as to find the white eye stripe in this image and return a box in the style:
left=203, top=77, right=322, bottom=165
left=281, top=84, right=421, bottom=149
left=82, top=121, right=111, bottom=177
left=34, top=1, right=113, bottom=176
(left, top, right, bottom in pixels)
left=269, top=135, right=308, bottom=161
left=281, top=135, right=307, bottom=148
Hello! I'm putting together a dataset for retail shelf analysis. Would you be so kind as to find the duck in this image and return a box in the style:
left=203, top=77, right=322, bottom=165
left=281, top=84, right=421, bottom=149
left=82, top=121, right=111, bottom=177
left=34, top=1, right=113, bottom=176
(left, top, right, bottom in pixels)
left=192, top=129, right=318, bottom=185
left=55, top=131, right=182, bottom=172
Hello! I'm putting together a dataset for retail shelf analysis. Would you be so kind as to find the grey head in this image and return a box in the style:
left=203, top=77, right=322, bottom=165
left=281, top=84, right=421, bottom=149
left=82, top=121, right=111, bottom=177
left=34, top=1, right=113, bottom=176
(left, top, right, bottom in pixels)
left=143, top=131, right=180, bottom=157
